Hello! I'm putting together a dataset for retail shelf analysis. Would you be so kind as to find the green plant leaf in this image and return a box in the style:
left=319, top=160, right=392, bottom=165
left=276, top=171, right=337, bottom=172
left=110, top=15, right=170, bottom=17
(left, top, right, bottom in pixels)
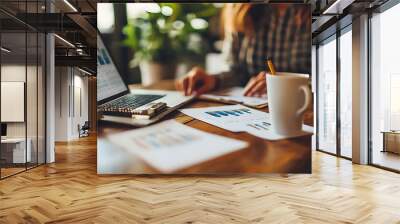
left=122, top=3, right=218, bottom=65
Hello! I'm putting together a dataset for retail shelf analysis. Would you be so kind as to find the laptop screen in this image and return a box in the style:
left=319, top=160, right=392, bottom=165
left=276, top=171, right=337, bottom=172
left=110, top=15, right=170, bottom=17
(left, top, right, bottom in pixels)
left=97, top=34, right=128, bottom=102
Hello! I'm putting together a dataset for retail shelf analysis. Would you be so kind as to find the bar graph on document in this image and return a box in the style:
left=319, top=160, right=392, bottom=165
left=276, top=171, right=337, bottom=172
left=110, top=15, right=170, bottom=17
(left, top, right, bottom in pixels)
left=107, top=120, right=248, bottom=172
left=181, top=105, right=269, bottom=132
left=205, top=108, right=252, bottom=118
left=247, top=121, right=271, bottom=131
left=181, top=105, right=312, bottom=140
left=130, top=127, right=199, bottom=150
left=205, top=108, right=272, bottom=132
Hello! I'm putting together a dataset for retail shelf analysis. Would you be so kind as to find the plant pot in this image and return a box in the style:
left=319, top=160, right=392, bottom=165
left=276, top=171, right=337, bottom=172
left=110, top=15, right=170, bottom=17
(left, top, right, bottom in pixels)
left=139, top=61, right=177, bottom=86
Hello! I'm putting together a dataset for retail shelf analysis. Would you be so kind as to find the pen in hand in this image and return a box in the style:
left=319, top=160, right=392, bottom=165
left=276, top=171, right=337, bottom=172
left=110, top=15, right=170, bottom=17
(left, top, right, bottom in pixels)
left=267, top=58, right=276, bottom=75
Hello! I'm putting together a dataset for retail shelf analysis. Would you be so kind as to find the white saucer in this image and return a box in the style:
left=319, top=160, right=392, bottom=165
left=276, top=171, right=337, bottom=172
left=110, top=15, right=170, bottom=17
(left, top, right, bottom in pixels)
left=247, top=124, right=313, bottom=141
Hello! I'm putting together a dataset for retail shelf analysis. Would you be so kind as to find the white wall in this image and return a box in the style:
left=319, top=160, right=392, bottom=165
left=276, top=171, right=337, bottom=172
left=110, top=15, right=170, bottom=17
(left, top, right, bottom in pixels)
left=54, top=66, right=69, bottom=141
left=54, top=67, right=89, bottom=141
left=1, top=65, right=26, bottom=139
left=73, top=73, right=89, bottom=136
left=1, top=64, right=46, bottom=164
left=1, top=65, right=41, bottom=138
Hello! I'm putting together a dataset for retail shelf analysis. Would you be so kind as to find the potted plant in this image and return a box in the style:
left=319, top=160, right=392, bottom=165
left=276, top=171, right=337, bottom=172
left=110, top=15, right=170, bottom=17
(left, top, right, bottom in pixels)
left=123, top=3, right=218, bottom=86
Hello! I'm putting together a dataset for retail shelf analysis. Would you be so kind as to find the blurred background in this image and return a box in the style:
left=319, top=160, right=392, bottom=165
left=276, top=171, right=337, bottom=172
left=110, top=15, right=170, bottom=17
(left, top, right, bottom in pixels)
left=98, top=3, right=228, bottom=85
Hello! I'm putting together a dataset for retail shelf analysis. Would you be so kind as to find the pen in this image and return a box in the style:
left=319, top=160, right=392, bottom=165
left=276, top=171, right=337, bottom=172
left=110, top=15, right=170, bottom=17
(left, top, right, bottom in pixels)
left=266, top=58, right=276, bottom=75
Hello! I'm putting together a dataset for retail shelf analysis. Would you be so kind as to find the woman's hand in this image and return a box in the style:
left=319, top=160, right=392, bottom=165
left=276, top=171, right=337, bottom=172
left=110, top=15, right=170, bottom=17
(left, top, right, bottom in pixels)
left=175, top=67, right=217, bottom=96
left=243, top=71, right=267, bottom=97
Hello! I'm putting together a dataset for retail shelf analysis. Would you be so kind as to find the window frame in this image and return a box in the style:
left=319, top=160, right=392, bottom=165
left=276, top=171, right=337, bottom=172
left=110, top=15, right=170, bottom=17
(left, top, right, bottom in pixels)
left=315, top=21, right=353, bottom=160
left=367, top=0, right=400, bottom=173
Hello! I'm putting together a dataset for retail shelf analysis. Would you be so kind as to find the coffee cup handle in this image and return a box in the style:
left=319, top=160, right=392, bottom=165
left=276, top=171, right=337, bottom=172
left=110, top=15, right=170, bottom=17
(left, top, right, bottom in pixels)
left=296, top=85, right=312, bottom=117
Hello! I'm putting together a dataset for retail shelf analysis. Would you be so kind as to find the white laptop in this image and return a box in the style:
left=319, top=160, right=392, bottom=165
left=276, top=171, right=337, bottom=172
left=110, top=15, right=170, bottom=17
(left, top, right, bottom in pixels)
left=97, top=33, right=193, bottom=126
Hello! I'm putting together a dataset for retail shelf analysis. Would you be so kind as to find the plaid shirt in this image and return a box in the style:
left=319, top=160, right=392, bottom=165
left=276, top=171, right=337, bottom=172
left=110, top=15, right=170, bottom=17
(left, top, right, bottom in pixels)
left=217, top=4, right=311, bottom=89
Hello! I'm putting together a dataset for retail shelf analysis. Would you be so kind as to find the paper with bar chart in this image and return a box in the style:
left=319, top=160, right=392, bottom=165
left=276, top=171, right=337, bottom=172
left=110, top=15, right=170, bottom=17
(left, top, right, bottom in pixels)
left=107, top=120, right=248, bottom=173
left=181, top=105, right=268, bottom=132
left=180, top=105, right=313, bottom=140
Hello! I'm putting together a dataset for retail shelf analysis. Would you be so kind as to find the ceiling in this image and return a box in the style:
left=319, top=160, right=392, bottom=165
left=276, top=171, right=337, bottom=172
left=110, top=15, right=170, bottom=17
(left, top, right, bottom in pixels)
left=0, top=0, right=97, bottom=73
left=1, top=0, right=391, bottom=74
left=1, top=32, right=45, bottom=65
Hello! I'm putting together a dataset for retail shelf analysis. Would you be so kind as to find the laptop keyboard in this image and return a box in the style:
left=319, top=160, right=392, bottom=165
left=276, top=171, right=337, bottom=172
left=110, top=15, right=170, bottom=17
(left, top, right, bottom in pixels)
left=100, top=94, right=164, bottom=111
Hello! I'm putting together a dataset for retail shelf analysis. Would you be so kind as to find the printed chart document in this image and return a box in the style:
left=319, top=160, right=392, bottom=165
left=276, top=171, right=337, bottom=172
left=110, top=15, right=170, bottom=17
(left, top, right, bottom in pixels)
left=107, top=120, right=248, bottom=173
left=180, top=105, right=313, bottom=141
left=200, top=87, right=268, bottom=108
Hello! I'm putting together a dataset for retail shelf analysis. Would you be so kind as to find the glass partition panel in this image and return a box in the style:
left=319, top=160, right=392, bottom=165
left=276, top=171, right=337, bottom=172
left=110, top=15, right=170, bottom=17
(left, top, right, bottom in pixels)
left=1, top=31, right=28, bottom=177
left=26, top=0, right=41, bottom=169
left=38, top=32, right=45, bottom=165
left=317, top=36, right=337, bottom=154
left=371, top=3, right=400, bottom=171
left=27, top=31, right=38, bottom=169
left=0, top=0, right=46, bottom=179
left=339, top=28, right=352, bottom=158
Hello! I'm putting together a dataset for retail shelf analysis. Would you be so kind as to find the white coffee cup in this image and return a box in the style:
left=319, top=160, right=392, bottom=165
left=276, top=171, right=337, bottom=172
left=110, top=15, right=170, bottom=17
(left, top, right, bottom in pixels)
left=266, top=72, right=312, bottom=136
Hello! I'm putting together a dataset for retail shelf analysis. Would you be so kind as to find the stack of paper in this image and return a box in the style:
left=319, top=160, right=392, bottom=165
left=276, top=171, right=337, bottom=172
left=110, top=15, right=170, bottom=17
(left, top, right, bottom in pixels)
left=107, top=120, right=248, bottom=173
left=180, top=105, right=313, bottom=141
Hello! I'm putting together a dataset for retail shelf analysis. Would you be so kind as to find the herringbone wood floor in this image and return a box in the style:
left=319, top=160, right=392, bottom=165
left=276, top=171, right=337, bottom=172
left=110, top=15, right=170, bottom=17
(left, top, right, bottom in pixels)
left=1, top=134, right=399, bottom=224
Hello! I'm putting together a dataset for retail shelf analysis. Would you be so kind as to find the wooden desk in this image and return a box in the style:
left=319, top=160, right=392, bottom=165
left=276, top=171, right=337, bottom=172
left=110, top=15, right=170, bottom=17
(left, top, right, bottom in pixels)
left=98, top=81, right=312, bottom=174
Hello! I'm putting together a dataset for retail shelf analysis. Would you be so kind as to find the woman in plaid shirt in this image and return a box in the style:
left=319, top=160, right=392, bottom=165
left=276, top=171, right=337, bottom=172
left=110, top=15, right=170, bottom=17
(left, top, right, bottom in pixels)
left=176, top=3, right=311, bottom=97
